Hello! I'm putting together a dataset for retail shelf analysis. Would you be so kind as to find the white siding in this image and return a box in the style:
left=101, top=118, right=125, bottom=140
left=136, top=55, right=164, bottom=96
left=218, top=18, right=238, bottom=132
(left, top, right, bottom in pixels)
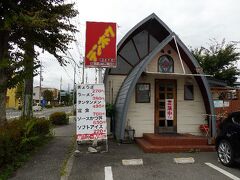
left=147, top=44, right=191, bottom=74
left=105, top=75, right=126, bottom=104
left=126, top=76, right=155, bottom=137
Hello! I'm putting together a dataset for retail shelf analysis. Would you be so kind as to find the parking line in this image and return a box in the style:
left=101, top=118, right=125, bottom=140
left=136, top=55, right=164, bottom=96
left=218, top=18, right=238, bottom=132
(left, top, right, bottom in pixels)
left=205, top=162, right=240, bottom=180
left=105, top=166, right=113, bottom=180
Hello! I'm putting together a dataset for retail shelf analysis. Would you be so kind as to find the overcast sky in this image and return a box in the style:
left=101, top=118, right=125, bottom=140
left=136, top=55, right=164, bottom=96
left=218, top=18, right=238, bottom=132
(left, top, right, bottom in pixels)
left=34, top=0, right=240, bottom=90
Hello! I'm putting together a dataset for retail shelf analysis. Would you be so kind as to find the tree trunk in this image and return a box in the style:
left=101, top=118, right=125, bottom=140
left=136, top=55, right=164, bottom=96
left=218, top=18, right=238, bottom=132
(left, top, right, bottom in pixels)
left=0, top=31, right=9, bottom=125
left=22, top=42, right=34, bottom=119
left=0, top=86, right=7, bottom=125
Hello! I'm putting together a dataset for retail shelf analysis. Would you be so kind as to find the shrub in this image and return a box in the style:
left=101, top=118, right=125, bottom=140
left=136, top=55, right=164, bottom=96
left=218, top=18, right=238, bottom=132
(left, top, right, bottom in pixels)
left=45, top=104, right=53, bottom=109
left=106, top=103, right=115, bottom=117
left=49, top=112, right=69, bottom=125
left=0, top=117, right=51, bottom=175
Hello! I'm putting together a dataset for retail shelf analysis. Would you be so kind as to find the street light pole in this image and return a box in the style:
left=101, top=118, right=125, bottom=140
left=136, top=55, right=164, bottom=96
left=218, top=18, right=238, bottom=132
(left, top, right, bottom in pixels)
left=82, top=57, right=85, bottom=84
left=39, top=61, right=43, bottom=104
left=72, top=62, right=76, bottom=113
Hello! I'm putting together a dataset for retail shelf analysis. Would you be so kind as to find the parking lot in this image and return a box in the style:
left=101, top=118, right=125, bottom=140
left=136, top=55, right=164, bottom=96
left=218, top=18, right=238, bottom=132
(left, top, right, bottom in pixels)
left=69, top=140, right=240, bottom=180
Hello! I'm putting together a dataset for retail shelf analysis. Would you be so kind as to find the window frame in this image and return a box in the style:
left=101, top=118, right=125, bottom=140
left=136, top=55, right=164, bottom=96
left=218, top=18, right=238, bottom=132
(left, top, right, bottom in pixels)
left=135, top=83, right=151, bottom=103
left=184, top=84, right=194, bottom=100
left=158, top=55, right=174, bottom=73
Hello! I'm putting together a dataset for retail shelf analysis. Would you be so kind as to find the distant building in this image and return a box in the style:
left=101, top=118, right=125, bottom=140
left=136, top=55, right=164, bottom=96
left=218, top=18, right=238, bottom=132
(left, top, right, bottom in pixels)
left=208, top=78, right=240, bottom=116
left=6, top=88, right=20, bottom=110
left=33, top=86, right=59, bottom=104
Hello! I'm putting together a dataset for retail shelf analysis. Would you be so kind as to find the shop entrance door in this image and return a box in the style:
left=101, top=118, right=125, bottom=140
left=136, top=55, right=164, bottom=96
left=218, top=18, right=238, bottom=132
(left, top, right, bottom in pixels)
left=155, top=79, right=177, bottom=133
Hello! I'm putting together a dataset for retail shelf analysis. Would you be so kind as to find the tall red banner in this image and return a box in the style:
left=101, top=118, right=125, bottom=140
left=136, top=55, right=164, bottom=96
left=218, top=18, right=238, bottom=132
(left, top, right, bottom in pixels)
left=85, top=22, right=117, bottom=68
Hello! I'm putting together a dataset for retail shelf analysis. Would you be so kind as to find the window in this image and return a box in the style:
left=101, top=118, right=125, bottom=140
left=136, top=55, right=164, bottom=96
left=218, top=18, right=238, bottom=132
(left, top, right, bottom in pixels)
left=135, top=83, right=150, bottom=103
left=184, top=84, right=194, bottom=100
left=158, top=55, right=174, bottom=73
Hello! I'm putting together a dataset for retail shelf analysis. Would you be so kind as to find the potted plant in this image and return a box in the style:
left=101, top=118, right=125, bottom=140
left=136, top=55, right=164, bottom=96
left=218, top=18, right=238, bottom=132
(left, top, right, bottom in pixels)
left=106, top=103, right=115, bottom=134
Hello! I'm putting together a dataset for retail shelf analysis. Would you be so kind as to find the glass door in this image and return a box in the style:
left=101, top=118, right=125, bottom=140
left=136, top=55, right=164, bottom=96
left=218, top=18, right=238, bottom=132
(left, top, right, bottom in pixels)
left=155, top=79, right=177, bottom=133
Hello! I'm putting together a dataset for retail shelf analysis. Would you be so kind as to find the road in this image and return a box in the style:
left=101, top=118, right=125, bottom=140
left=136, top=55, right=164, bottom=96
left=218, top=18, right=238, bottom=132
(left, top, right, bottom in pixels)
left=69, top=140, right=240, bottom=180
left=6, top=106, right=73, bottom=119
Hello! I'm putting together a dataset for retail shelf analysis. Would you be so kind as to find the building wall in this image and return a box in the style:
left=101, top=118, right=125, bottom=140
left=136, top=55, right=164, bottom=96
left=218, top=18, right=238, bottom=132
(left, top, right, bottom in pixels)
left=125, top=45, right=206, bottom=137
left=106, top=44, right=207, bottom=137
left=126, top=74, right=206, bottom=137
left=105, top=75, right=126, bottom=104
left=33, top=87, right=40, bottom=101
left=6, top=88, right=20, bottom=109
left=146, top=44, right=191, bottom=74
left=33, top=87, right=59, bottom=102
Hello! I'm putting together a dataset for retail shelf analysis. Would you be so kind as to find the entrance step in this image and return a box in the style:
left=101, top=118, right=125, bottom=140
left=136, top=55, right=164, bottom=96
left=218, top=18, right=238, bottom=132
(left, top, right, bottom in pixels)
left=136, top=133, right=215, bottom=153
left=143, top=133, right=209, bottom=146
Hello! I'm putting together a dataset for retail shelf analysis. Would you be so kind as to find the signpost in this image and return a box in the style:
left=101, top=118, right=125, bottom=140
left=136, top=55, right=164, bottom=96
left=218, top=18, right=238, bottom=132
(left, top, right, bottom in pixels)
left=76, top=84, right=108, bottom=151
left=76, top=21, right=116, bottom=153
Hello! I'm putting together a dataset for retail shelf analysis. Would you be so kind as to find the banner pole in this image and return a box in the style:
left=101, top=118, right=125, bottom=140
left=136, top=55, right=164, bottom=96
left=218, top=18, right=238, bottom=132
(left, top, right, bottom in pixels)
left=98, top=68, right=103, bottom=83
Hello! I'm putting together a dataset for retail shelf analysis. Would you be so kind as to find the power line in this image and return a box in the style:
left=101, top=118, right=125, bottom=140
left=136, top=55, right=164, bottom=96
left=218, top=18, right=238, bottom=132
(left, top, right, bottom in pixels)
left=62, top=65, right=74, bottom=83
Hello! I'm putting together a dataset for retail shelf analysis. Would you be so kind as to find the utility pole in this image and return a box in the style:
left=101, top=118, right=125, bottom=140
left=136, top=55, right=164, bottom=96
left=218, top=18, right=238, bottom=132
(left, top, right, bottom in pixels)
left=95, top=68, right=98, bottom=84
left=98, top=68, right=103, bottom=83
left=82, top=57, right=85, bottom=84
left=59, top=76, right=62, bottom=104
left=39, top=61, right=43, bottom=104
left=85, top=73, right=88, bottom=84
left=72, top=62, right=76, bottom=113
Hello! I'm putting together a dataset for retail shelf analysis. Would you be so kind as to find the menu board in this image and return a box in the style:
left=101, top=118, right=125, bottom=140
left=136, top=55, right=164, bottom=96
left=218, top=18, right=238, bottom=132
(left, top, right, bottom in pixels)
left=76, top=84, right=107, bottom=141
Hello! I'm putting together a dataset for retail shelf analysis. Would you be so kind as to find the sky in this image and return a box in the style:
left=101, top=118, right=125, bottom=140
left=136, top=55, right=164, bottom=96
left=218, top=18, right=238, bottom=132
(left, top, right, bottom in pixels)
left=33, top=0, right=240, bottom=91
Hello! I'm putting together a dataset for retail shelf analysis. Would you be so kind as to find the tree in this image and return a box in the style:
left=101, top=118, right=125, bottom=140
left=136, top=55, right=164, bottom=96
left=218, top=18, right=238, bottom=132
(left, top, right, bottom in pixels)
left=192, top=39, right=240, bottom=86
left=0, top=1, right=26, bottom=125
left=0, top=0, right=78, bottom=123
left=16, top=1, right=78, bottom=118
left=43, top=90, right=54, bottom=103
left=61, top=92, right=70, bottom=105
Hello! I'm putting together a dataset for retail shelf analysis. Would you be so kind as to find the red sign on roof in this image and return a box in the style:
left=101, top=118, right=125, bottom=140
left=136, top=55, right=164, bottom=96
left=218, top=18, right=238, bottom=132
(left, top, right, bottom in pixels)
left=85, top=22, right=117, bottom=68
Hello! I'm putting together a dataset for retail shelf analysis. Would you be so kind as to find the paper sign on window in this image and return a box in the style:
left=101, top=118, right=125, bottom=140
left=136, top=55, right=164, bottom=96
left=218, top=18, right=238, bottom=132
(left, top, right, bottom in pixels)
left=165, top=99, right=174, bottom=120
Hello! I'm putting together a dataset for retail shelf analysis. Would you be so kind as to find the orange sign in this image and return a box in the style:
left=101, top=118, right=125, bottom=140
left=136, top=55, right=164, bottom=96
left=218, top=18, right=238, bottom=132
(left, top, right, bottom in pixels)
left=85, top=22, right=117, bottom=68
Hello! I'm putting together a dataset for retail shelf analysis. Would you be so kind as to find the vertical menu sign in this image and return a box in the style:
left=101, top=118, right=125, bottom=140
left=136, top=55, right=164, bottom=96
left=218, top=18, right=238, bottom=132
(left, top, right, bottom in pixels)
left=76, top=84, right=107, bottom=141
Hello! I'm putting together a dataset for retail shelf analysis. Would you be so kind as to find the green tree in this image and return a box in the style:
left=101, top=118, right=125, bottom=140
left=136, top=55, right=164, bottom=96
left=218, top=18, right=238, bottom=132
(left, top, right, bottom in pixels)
left=43, top=90, right=54, bottom=103
left=0, top=0, right=78, bottom=123
left=17, top=1, right=78, bottom=118
left=192, top=39, right=240, bottom=86
left=0, top=0, right=26, bottom=124
left=61, top=92, right=70, bottom=105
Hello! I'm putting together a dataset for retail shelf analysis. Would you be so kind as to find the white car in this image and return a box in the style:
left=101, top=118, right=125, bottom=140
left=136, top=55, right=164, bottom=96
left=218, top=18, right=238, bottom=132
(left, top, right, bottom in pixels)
left=33, top=105, right=42, bottom=111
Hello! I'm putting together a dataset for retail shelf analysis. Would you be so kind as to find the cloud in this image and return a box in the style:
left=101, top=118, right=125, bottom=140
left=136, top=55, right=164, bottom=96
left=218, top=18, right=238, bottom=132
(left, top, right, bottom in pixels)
left=34, top=0, right=240, bottom=89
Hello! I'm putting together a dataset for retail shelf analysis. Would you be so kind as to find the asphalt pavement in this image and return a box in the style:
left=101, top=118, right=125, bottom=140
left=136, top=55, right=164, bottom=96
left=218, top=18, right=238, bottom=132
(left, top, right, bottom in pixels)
left=7, top=116, right=240, bottom=180
left=6, top=106, right=72, bottom=119
left=69, top=140, right=240, bottom=180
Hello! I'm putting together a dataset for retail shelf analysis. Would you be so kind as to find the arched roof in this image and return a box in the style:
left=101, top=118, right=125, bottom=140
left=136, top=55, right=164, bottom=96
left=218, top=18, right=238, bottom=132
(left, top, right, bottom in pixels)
left=104, top=13, right=216, bottom=140
left=105, top=13, right=172, bottom=76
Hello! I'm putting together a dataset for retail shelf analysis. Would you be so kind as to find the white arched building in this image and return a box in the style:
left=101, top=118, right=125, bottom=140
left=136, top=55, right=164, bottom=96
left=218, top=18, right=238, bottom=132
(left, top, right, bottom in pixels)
left=104, top=14, right=216, bottom=152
